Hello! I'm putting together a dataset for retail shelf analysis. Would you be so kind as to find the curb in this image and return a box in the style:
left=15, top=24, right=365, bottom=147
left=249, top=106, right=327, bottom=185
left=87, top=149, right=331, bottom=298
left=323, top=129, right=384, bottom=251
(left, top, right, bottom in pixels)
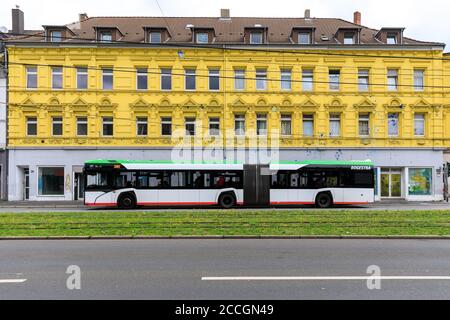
left=0, top=235, right=449, bottom=240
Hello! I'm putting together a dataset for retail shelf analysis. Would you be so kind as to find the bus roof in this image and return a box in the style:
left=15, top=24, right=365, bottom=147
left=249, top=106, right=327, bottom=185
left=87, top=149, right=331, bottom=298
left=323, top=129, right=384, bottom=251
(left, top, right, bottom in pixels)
left=85, top=159, right=374, bottom=170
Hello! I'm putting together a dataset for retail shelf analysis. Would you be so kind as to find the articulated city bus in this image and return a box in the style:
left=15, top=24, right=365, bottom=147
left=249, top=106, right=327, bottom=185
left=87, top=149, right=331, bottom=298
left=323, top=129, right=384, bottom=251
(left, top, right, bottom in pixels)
left=83, top=160, right=375, bottom=209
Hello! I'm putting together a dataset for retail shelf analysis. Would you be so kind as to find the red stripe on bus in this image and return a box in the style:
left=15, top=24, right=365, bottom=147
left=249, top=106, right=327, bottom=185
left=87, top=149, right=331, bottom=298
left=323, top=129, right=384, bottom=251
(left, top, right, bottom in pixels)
left=137, top=202, right=217, bottom=206
left=270, top=201, right=315, bottom=205
left=86, top=203, right=117, bottom=207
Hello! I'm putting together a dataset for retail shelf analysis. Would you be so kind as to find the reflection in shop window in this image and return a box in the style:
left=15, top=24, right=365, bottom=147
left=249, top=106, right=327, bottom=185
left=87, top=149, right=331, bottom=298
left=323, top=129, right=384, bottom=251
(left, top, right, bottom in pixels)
left=408, top=168, right=432, bottom=195
left=38, top=167, right=64, bottom=195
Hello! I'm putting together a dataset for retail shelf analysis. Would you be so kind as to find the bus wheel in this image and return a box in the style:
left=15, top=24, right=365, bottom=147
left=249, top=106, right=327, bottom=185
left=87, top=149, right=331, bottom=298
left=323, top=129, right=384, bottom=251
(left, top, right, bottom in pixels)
left=218, top=193, right=236, bottom=209
left=118, top=193, right=136, bottom=209
left=315, top=192, right=333, bottom=209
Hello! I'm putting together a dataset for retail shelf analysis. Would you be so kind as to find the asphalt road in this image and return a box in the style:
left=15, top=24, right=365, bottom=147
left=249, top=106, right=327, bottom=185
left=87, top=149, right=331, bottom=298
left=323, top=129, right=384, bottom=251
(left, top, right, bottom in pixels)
left=1, top=239, right=450, bottom=299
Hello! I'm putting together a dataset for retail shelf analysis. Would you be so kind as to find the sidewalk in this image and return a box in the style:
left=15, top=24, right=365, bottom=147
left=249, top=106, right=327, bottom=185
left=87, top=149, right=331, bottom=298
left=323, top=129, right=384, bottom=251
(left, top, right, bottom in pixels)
left=0, top=201, right=84, bottom=208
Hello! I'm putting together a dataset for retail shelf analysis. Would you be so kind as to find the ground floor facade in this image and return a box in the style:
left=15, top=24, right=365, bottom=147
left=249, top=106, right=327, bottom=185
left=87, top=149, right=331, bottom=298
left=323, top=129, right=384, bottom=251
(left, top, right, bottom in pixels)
left=7, top=147, right=445, bottom=202
left=0, top=150, right=7, bottom=200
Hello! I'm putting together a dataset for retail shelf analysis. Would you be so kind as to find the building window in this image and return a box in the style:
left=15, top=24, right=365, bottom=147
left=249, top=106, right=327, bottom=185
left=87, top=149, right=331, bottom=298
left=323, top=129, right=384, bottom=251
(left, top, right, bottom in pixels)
left=26, top=66, right=37, bottom=89
left=77, top=117, right=88, bottom=136
left=185, top=117, right=196, bottom=136
left=100, top=31, right=112, bottom=42
left=234, top=114, right=245, bottom=136
left=136, top=68, right=148, bottom=90
left=256, top=114, right=267, bottom=136
left=329, top=113, right=341, bottom=137
left=358, top=69, right=370, bottom=92
left=414, top=70, right=425, bottom=91
left=387, top=69, right=398, bottom=91
left=51, top=67, right=63, bottom=89
left=329, top=70, right=340, bottom=91
left=387, top=33, right=397, bottom=45
left=136, top=117, right=148, bottom=136
left=388, top=113, right=399, bottom=136
left=185, top=69, right=196, bottom=91
left=209, top=69, right=220, bottom=91
left=209, top=117, right=220, bottom=136
left=196, top=32, right=208, bottom=44
left=234, top=69, right=245, bottom=90
left=414, top=113, right=425, bottom=137
left=52, top=117, right=63, bottom=136
left=298, top=33, right=311, bottom=44
left=343, top=32, right=355, bottom=44
left=250, top=32, right=263, bottom=44
left=102, top=68, right=113, bottom=90
left=302, top=69, right=314, bottom=91
left=408, top=168, right=432, bottom=196
left=50, top=30, right=62, bottom=42
left=161, top=68, right=172, bottom=90
left=26, top=117, right=37, bottom=136
left=303, top=114, right=314, bottom=137
left=281, top=114, right=292, bottom=136
left=280, top=69, right=292, bottom=91
left=256, top=69, right=267, bottom=90
left=161, top=117, right=172, bottom=136
left=148, top=32, right=161, bottom=43
left=76, top=67, right=88, bottom=89
left=102, top=117, right=114, bottom=136
left=358, top=113, right=370, bottom=137
left=38, top=167, right=64, bottom=196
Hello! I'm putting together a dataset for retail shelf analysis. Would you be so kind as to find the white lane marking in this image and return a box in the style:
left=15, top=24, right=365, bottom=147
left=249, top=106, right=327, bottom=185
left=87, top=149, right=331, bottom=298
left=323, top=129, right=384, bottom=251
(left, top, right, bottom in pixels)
left=0, top=279, right=27, bottom=284
left=202, top=276, right=450, bottom=281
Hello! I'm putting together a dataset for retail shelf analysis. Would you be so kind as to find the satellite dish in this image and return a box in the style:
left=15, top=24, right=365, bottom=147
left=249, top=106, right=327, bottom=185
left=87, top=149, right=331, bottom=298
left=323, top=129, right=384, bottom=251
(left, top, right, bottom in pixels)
left=0, top=26, right=8, bottom=33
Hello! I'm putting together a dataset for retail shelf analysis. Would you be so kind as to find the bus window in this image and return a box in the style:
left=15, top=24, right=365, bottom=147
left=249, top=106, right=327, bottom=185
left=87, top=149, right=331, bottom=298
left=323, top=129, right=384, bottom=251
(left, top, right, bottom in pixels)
left=114, top=171, right=136, bottom=188
left=353, top=171, right=374, bottom=187
left=86, top=171, right=111, bottom=190
left=309, top=172, right=325, bottom=189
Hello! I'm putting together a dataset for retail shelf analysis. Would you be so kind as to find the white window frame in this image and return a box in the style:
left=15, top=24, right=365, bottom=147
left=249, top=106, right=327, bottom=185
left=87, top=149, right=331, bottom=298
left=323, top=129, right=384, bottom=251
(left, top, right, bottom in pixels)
left=102, top=68, right=113, bottom=90
left=234, top=114, right=245, bottom=136
left=358, top=113, right=370, bottom=137
left=161, top=117, right=172, bottom=136
left=256, top=114, right=267, bottom=136
left=329, top=70, right=340, bottom=91
left=414, top=69, right=425, bottom=92
left=136, top=68, right=148, bottom=90
left=185, top=117, right=196, bottom=136
left=76, top=67, right=88, bottom=90
left=303, top=114, right=314, bottom=137
left=26, top=66, right=38, bottom=89
left=250, top=32, right=263, bottom=44
left=160, top=68, right=172, bottom=91
left=280, top=114, right=292, bottom=136
left=102, top=117, right=114, bottom=137
left=387, top=33, right=397, bottom=45
left=280, top=69, right=292, bottom=91
left=76, top=117, right=88, bottom=136
left=414, top=113, right=425, bottom=137
left=387, top=69, right=399, bottom=91
left=52, top=117, right=63, bottom=136
left=208, top=69, right=220, bottom=91
left=302, top=69, right=314, bottom=92
left=208, top=117, right=220, bottom=136
left=26, top=117, right=37, bottom=136
left=256, top=69, right=267, bottom=90
left=185, top=69, right=196, bottom=91
left=343, top=32, right=355, bottom=45
left=52, top=67, right=63, bottom=90
left=234, top=69, right=245, bottom=90
left=329, top=113, right=341, bottom=137
left=50, top=30, right=62, bottom=42
left=148, top=32, right=161, bottom=43
left=388, top=113, right=399, bottom=137
left=136, top=117, right=148, bottom=136
left=298, top=33, right=311, bottom=44
left=100, top=31, right=112, bottom=42
left=196, top=32, right=209, bottom=44
left=358, top=69, right=370, bottom=92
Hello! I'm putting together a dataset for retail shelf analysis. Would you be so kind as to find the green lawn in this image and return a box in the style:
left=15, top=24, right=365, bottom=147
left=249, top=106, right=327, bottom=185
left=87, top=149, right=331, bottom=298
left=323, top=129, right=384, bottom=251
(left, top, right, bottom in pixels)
left=0, top=209, right=449, bottom=237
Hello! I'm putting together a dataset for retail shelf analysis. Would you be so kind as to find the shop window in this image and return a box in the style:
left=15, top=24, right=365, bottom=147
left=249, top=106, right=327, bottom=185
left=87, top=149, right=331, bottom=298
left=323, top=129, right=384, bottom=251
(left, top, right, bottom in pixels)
left=38, top=167, right=64, bottom=195
left=408, top=168, right=432, bottom=196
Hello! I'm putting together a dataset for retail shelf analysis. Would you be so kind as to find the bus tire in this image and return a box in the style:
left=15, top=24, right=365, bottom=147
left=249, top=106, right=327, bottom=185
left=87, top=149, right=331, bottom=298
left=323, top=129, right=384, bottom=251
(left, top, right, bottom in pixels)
left=118, top=192, right=136, bottom=209
left=315, top=192, right=333, bottom=209
left=218, top=193, right=236, bottom=209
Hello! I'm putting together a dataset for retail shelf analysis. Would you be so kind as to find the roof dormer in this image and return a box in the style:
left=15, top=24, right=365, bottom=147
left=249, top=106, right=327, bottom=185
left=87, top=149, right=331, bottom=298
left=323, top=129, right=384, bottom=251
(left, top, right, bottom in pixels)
left=334, top=27, right=362, bottom=45
left=93, top=26, right=124, bottom=42
left=375, top=28, right=405, bottom=45
left=43, top=25, right=75, bottom=42
left=244, top=25, right=268, bottom=44
left=142, top=26, right=170, bottom=43
left=192, top=27, right=216, bottom=44
left=291, top=27, right=316, bottom=45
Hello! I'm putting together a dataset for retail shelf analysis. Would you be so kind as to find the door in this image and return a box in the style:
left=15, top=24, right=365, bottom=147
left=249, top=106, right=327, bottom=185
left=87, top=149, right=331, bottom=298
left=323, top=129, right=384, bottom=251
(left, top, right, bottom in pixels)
left=243, top=164, right=270, bottom=206
left=381, top=169, right=402, bottom=198
left=23, top=168, right=30, bottom=200
left=74, top=172, right=85, bottom=200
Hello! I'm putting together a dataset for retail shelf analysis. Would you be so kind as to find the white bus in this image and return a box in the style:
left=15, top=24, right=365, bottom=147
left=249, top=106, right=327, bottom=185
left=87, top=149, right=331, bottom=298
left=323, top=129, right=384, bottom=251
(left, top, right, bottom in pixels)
left=84, top=160, right=375, bottom=209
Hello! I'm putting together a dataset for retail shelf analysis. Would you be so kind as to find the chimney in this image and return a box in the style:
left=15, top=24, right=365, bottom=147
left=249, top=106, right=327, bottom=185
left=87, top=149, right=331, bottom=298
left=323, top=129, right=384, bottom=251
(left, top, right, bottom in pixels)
left=11, top=6, right=24, bottom=34
left=79, top=13, right=88, bottom=22
left=354, top=11, right=361, bottom=25
left=220, top=8, right=230, bottom=20
left=305, top=9, right=311, bottom=19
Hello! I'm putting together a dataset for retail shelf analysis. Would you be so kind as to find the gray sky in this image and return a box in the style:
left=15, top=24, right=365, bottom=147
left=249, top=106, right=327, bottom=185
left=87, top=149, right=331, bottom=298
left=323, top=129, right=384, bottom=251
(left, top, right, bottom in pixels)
left=1, top=0, right=448, bottom=51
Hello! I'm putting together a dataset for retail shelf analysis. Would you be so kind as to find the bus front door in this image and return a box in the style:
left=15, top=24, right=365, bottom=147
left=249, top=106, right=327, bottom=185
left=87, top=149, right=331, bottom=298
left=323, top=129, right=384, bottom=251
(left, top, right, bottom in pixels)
left=243, top=164, right=270, bottom=207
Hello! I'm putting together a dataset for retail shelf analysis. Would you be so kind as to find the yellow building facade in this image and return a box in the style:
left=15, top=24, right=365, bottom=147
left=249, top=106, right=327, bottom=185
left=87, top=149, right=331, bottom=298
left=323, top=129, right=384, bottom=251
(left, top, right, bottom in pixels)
left=4, top=12, right=449, bottom=201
